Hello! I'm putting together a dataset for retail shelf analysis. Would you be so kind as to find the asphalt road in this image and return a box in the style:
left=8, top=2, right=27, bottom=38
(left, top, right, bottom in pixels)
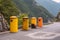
left=0, top=22, right=60, bottom=40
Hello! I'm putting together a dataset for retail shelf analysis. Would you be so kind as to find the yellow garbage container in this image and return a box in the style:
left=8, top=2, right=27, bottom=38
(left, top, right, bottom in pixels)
left=38, top=17, right=43, bottom=28
left=31, top=17, right=37, bottom=28
left=10, top=16, right=18, bottom=32
left=22, top=17, right=29, bottom=30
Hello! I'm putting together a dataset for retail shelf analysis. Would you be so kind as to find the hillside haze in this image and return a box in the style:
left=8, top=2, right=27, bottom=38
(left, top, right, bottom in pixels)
left=35, top=0, right=60, bottom=16
left=13, top=0, right=54, bottom=22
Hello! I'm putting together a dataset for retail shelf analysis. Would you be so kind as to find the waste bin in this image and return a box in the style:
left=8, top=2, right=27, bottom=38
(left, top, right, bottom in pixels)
left=10, top=16, right=18, bottom=32
left=22, top=17, right=29, bottom=30
left=38, top=17, right=43, bottom=28
left=31, top=17, right=37, bottom=28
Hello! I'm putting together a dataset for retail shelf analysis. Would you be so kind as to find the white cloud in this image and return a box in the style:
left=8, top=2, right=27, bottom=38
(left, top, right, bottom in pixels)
left=53, top=0, right=60, bottom=3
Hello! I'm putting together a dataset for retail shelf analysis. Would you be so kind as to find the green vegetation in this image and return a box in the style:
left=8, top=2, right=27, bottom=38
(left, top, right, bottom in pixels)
left=13, top=0, right=54, bottom=23
left=56, top=12, right=60, bottom=21
left=18, top=13, right=28, bottom=26
left=0, top=0, right=55, bottom=25
left=0, top=0, right=20, bottom=22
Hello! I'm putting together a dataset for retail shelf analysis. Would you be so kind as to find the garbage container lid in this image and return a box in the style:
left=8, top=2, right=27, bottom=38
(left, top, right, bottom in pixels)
left=38, top=17, right=42, bottom=19
left=23, top=17, right=28, bottom=19
left=32, top=17, right=36, bottom=18
left=10, top=16, right=17, bottom=18
left=31, top=17, right=36, bottom=19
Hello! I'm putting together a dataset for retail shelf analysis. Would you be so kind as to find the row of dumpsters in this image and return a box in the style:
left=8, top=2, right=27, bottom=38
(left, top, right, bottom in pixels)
left=10, top=16, right=43, bottom=33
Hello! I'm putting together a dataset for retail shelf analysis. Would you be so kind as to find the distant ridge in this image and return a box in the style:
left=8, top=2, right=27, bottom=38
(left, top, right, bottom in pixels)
left=13, top=0, right=54, bottom=22
left=35, top=0, right=60, bottom=16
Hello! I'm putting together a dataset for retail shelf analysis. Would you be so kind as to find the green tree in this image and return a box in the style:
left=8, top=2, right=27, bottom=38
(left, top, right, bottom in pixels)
left=18, top=13, right=28, bottom=26
left=0, top=0, right=20, bottom=22
left=56, top=12, right=60, bottom=21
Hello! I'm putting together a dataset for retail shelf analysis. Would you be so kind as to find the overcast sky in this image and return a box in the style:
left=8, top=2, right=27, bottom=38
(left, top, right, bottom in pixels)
left=53, top=0, right=60, bottom=3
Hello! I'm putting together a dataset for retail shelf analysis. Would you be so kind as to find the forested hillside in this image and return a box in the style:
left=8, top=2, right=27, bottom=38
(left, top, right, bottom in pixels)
left=13, top=0, right=54, bottom=22
left=0, top=0, right=55, bottom=23
left=0, top=0, right=20, bottom=22
left=35, top=0, right=60, bottom=16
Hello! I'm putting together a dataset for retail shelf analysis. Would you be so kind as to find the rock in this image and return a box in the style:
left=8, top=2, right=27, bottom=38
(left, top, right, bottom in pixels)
left=0, top=13, right=9, bottom=32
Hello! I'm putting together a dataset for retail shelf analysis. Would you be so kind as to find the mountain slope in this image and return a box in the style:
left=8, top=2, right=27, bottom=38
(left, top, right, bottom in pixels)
left=35, top=0, right=60, bottom=16
left=0, top=0, right=20, bottom=23
left=13, top=0, right=54, bottom=22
